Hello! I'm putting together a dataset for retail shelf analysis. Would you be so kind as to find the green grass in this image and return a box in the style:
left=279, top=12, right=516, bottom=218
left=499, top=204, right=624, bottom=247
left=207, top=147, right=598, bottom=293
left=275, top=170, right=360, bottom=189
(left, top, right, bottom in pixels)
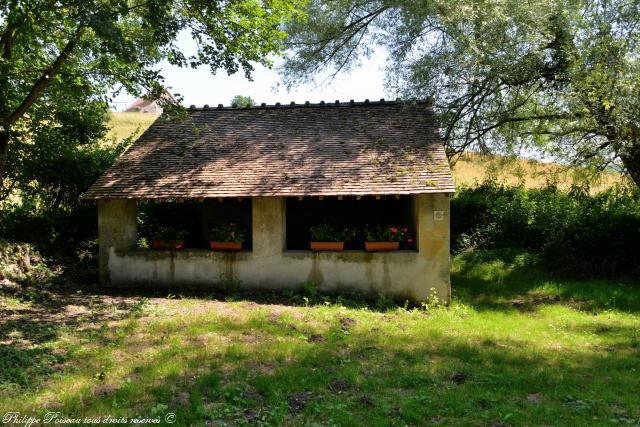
left=1, top=250, right=639, bottom=426
left=105, top=112, right=158, bottom=146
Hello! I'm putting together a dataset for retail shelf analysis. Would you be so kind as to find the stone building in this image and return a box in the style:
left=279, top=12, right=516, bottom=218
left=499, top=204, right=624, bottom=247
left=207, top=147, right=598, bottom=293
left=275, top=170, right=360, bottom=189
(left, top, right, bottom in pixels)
left=82, top=100, right=455, bottom=302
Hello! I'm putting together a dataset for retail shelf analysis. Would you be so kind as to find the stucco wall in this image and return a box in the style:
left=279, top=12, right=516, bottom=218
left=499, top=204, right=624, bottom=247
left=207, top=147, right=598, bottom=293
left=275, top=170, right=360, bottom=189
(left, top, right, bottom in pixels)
left=99, top=195, right=451, bottom=303
left=98, top=199, right=137, bottom=284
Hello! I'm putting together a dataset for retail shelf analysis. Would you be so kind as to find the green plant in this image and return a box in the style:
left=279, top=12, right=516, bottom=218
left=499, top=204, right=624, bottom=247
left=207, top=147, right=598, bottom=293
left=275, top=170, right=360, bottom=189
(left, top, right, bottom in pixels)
left=300, top=281, right=319, bottom=299
left=219, top=273, right=242, bottom=293
left=309, top=224, right=355, bottom=241
left=420, top=287, right=444, bottom=311
left=363, top=224, right=412, bottom=243
left=151, top=226, right=188, bottom=242
left=210, top=223, right=245, bottom=243
left=451, top=179, right=640, bottom=277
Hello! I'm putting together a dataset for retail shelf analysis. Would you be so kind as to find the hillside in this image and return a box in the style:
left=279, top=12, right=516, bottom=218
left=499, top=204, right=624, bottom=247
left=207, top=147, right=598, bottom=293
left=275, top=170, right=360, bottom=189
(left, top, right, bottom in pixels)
left=107, top=112, right=622, bottom=191
left=106, top=112, right=159, bottom=144
left=452, top=152, right=622, bottom=192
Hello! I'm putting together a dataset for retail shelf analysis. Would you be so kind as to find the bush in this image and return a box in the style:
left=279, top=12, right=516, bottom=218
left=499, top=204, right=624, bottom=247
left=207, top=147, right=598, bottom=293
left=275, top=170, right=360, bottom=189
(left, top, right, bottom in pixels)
left=451, top=180, right=640, bottom=277
left=0, top=99, right=125, bottom=252
left=0, top=203, right=98, bottom=250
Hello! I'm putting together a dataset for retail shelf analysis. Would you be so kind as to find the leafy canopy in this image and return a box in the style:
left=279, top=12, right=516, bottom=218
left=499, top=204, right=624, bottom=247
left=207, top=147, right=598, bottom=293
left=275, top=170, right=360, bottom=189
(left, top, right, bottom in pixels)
left=231, top=94, right=257, bottom=107
left=0, top=0, right=306, bottom=189
left=282, top=0, right=640, bottom=187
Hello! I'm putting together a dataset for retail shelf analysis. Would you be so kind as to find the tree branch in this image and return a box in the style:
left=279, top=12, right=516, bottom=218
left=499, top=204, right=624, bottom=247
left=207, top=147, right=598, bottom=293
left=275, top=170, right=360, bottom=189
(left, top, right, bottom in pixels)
left=4, top=26, right=84, bottom=127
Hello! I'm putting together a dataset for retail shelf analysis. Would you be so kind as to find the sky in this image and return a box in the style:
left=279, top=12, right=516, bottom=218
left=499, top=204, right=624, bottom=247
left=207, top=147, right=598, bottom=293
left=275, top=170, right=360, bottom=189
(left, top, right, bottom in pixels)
left=111, top=32, right=393, bottom=111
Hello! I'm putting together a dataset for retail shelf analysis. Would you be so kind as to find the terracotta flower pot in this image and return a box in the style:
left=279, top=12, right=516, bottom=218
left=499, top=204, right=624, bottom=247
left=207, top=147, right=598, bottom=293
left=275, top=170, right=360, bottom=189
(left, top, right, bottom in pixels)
left=152, top=240, right=185, bottom=250
left=310, top=241, right=345, bottom=251
left=364, top=241, right=399, bottom=252
left=210, top=241, right=242, bottom=251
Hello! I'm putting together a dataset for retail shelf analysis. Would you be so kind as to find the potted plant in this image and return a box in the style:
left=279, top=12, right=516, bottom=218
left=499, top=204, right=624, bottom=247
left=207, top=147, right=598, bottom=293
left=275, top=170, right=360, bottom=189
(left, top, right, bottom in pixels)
left=151, top=227, right=188, bottom=249
left=309, top=224, right=354, bottom=251
left=363, top=225, right=412, bottom=251
left=210, top=223, right=245, bottom=250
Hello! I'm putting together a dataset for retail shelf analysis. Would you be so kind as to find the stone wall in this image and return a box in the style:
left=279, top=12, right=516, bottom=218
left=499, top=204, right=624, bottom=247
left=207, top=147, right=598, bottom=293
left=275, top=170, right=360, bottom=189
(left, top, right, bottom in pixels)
left=98, top=194, right=451, bottom=303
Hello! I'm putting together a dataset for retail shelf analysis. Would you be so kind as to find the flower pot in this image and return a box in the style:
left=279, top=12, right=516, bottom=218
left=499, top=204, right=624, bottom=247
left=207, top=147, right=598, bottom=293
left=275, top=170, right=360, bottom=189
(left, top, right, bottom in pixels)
left=310, top=241, right=345, bottom=251
left=365, top=241, right=399, bottom=252
left=152, top=240, right=185, bottom=250
left=210, top=241, right=242, bottom=251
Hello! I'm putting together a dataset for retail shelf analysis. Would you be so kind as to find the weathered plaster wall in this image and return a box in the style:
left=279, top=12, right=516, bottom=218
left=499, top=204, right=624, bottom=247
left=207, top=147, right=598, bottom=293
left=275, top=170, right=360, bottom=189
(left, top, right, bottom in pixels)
left=100, top=195, right=451, bottom=302
left=98, top=199, right=137, bottom=284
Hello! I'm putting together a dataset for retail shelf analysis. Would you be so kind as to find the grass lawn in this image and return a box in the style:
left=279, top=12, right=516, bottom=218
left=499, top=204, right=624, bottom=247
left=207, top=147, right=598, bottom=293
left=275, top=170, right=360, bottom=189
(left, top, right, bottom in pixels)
left=1, top=249, right=639, bottom=426
left=105, top=112, right=158, bottom=146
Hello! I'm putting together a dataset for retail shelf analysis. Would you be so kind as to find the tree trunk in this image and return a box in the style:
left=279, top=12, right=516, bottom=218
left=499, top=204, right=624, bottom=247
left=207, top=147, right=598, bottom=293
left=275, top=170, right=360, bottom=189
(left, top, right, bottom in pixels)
left=0, top=130, right=8, bottom=183
left=620, top=144, right=640, bottom=189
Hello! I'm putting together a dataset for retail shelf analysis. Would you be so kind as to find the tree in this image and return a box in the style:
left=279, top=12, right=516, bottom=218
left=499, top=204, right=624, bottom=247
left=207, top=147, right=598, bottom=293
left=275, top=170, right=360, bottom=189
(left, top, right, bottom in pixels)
left=0, top=0, right=304, bottom=188
left=281, top=0, right=640, bottom=188
left=231, top=95, right=256, bottom=107
left=7, top=93, right=123, bottom=212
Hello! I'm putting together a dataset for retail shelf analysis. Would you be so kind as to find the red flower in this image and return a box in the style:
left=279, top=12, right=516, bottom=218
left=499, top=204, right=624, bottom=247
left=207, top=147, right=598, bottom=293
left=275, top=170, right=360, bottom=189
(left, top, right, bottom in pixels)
left=389, top=227, right=398, bottom=234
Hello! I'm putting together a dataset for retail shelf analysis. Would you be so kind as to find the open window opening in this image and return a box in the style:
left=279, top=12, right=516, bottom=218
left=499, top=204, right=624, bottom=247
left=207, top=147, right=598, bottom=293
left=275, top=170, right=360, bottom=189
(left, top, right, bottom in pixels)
left=285, top=196, right=417, bottom=251
left=137, top=198, right=252, bottom=250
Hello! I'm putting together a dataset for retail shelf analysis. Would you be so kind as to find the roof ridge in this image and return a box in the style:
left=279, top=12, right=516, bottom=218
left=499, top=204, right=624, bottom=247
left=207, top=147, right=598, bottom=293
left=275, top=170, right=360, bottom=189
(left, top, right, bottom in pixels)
left=186, top=99, right=433, bottom=111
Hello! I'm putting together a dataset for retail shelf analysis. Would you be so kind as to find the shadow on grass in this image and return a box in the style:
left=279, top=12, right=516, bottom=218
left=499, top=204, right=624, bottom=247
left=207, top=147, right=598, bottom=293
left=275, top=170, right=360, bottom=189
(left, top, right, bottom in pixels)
left=0, top=257, right=150, bottom=393
left=452, top=248, right=640, bottom=313
left=11, top=307, right=639, bottom=426
left=2, top=246, right=639, bottom=407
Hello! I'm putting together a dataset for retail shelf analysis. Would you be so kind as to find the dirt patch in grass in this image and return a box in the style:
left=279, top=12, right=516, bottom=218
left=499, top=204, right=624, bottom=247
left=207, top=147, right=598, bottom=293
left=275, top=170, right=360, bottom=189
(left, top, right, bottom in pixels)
left=248, top=361, right=277, bottom=376
left=327, top=379, right=353, bottom=395
left=308, top=333, right=326, bottom=343
left=287, top=391, right=316, bottom=412
left=450, top=372, right=467, bottom=385
left=340, top=317, right=357, bottom=328
left=93, top=383, right=119, bottom=397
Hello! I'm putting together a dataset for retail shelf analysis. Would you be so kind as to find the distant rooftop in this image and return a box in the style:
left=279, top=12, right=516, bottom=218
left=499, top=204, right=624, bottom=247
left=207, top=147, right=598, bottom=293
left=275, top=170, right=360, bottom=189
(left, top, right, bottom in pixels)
left=83, top=99, right=454, bottom=200
left=126, top=89, right=177, bottom=114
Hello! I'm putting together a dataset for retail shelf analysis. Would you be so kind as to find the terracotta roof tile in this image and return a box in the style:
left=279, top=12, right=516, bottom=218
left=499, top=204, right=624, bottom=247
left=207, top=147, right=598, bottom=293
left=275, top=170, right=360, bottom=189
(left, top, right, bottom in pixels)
left=82, top=100, right=454, bottom=199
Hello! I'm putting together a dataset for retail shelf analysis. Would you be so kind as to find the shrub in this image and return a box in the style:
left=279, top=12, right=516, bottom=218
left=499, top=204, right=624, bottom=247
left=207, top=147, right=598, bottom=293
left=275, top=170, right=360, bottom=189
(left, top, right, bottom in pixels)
left=451, top=180, right=640, bottom=277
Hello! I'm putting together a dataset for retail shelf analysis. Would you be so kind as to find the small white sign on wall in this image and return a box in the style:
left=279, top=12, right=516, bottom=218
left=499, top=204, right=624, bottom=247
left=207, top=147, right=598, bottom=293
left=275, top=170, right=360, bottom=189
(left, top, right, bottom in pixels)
left=434, top=210, right=445, bottom=221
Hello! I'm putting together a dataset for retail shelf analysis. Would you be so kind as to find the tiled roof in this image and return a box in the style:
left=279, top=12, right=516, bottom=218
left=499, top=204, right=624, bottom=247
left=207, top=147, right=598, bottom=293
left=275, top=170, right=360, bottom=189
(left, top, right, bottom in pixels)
left=125, top=97, right=151, bottom=111
left=83, top=100, right=454, bottom=200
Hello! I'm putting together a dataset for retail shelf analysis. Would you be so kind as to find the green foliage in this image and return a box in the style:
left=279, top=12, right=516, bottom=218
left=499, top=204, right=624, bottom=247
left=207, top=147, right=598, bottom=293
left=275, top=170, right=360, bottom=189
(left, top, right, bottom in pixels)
left=282, top=0, right=640, bottom=187
left=151, top=226, right=188, bottom=243
left=7, top=98, right=125, bottom=211
left=0, top=0, right=307, bottom=197
left=300, top=281, right=319, bottom=301
left=363, top=224, right=411, bottom=242
left=0, top=202, right=100, bottom=250
left=309, top=223, right=354, bottom=242
left=452, top=180, right=640, bottom=277
left=210, top=223, right=245, bottom=243
left=219, top=273, right=242, bottom=293
left=1, top=61, right=127, bottom=248
left=420, top=287, right=444, bottom=311
left=230, top=95, right=256, bottom=108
